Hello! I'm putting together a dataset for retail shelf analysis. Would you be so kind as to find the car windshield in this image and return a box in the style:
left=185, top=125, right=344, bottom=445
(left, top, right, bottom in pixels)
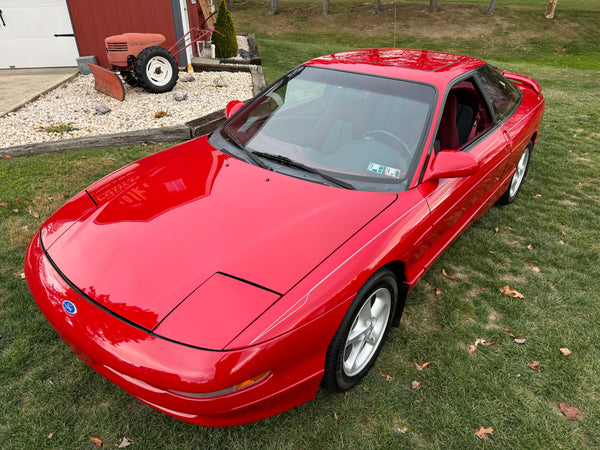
left=217, top=66, right=436, bottom=191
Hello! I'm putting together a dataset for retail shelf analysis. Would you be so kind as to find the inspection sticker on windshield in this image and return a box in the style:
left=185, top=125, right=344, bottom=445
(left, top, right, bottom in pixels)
left=367, top=162, right=385, bottom=174
left=384, top=167, right=402, bottom=179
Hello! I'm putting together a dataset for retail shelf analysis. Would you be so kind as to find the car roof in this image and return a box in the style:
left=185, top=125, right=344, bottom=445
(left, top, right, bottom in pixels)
left=305, top=48, right=486, bottom=88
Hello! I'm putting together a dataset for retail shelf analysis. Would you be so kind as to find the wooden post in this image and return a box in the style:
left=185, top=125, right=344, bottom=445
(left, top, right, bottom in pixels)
left=546, top=0, right=557, bottom=19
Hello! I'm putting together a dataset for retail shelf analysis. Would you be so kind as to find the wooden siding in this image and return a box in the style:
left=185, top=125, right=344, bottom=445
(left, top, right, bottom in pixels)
left=67, top=0, right=178, bottom=67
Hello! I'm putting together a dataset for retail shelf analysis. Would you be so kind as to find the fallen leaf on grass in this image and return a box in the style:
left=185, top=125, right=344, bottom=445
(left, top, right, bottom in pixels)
left=533, top=194, right=542, bottom=198
left=116, top=436, right=134, bottom=448
left=527, top=244, right=534, bottom=250
left=575, top=183, right=584, bottom=190
left=559, top=403, right=582, bottom=421
left=527, top=361, right=541, bottom=372
left=500, top=286, right=524, bottom=299
left=90, top=437, right=102, bottom=447
left=434, top=286, right=442, bottom=296
left=393, top=425, right=408, bottom=433
left=0, top=201, right=9, bottom=207
left=414, top=361, right=432, bottom=371
left=344, top=391, right=350, bottom=397
left=381, top=374, right=393, bottom=382
left=532, top=266, right=541, bottom=273
left=503, top=328, right=527, bottom=344
left=4, top=155, right=11, bottom=159
left=469, top=339, right=494, bottom=354
left=48, top=433, right=54, bottom=439
left=560, top=348, right=572, bottom=356
left=494, top=227, right=499, bottom=233
left=442, top=269, right=457, bottom=282
left=411, top=380, right=421, bottom=390
left=333, top=412, right=339, bottom=421
left=475, top=427, right=494, bottom=441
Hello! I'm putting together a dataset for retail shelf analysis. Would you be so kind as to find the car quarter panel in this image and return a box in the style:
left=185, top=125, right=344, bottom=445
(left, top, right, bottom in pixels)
left=499, top=86, right=545, bottom=184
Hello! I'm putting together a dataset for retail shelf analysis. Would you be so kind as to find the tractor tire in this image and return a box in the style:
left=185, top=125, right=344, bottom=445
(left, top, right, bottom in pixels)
left=134, top=46, right=179, bottom=93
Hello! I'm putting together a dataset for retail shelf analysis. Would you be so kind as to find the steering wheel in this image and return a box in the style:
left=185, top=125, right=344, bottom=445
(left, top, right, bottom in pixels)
left=363, top=130, right=411, bottom=162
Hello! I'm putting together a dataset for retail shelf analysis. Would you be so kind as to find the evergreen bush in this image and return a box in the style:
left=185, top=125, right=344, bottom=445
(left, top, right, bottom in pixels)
left=212, top=2, right=238, bottom=59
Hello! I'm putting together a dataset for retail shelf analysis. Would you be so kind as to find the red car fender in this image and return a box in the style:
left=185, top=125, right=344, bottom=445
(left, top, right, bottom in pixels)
left=227, top=189, right=433, bottom=349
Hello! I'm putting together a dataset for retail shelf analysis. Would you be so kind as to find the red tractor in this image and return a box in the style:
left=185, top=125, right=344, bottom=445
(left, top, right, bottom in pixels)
left=105, top=33, right=179, bottom=93
left=88, top=29, right=217, bottom=99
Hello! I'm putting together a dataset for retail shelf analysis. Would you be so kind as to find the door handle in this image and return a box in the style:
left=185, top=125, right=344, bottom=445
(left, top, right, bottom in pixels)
left=0, top=10, right=6, bottom=27
left=502, top=129, right=513, bottom=148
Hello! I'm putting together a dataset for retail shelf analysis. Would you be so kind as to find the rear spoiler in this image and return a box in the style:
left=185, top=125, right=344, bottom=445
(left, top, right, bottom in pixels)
left=503, top=72, right=542, bottom=94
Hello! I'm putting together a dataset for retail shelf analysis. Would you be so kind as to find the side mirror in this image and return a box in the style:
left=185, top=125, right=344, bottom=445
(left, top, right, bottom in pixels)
left=422, top=150, right=479, bottom=183
left=225, top=100, right=244, bottom=119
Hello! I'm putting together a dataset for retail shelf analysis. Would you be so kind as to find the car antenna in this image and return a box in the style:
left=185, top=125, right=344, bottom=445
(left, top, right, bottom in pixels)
left=393, top=3, right=397, bottom=48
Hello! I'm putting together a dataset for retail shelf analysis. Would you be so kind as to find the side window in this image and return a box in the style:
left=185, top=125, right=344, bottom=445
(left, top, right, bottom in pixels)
left=435, top=78, right=493, bottom=151
left=476, top=64, right=522, bottom=121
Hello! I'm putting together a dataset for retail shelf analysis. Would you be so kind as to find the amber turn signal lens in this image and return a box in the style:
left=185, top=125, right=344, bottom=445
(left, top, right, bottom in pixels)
left=235, top=371, right=271, bottom=391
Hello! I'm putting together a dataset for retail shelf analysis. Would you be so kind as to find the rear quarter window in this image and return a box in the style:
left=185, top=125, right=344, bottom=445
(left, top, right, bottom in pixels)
left=477, top=65, right=522, bottom=121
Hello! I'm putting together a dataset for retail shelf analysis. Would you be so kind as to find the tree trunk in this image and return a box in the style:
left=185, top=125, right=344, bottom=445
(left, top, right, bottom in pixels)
left=269, top=0, right=280, bottom=15
left=487, top=0, right=497, bottom=16
left=371, top=0, right=381, bottom=15
left=429, top=0, right=439, bottom=13
left=323, top=0, right=329, bottom=15
left=545, top=0, right=557, bottom=19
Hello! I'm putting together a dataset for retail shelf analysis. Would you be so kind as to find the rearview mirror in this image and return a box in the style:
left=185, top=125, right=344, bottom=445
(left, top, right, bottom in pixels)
left=225, top=100, right=244, bottom=119
left=422, top=150, right=479, bottom=183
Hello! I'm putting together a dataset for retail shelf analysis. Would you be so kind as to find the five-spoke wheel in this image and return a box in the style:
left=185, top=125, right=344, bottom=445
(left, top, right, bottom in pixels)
left=498, top=142, right=532, bottom=205
left=322, top=269, right=398, bottom=392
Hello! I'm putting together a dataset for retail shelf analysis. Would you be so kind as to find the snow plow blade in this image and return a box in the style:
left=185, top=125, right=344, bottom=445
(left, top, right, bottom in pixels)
left=87, top=63, right=125, bottom=101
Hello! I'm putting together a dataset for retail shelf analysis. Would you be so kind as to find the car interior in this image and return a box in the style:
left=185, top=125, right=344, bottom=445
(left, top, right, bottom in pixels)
left=436, top=78, right=493, bottom=152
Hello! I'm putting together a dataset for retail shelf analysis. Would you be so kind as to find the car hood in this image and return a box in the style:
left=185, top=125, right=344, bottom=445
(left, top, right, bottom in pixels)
left=43, top=137, right=396, bottom=331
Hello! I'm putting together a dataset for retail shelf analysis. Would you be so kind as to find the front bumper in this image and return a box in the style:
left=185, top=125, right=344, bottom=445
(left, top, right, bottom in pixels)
left=24, top=232, right=330, bottom=426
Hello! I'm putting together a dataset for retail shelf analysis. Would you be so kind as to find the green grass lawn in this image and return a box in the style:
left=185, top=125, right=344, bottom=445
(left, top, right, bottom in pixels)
left=1, top=1, right=599, bottom=448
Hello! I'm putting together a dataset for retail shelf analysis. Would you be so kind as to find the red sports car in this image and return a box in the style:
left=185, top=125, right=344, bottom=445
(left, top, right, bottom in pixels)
left=25, top=48, right=544, bottom=426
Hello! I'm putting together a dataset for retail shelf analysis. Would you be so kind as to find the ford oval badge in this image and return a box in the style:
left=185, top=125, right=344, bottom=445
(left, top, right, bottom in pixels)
left=62, top=300, right=77, bottom=315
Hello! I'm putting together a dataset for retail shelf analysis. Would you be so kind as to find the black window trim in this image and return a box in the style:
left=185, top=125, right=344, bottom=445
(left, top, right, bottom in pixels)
left=416, top=63, right=523, bottom=186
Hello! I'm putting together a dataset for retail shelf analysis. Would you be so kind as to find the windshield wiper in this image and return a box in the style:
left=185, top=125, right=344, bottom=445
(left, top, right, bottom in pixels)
left=222, top=128, right=271, bottom=170
left=253, top=152, right=355, bottom=190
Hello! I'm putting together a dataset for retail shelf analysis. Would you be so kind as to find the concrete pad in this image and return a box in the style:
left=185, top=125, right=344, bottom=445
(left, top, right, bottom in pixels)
left=0, top=67, right=79, bottom=118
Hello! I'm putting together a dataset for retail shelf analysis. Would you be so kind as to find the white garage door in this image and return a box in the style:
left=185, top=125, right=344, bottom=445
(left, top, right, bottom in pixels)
left=0, top=0, right=79, bottom=68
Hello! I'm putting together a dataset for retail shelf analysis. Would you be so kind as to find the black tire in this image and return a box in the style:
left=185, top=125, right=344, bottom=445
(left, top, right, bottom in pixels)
left=120, top=69, right=138, bottom=87
left=322, top=269, right=397, bottom=392
left=497, top=142, right=532, bottom=205
left=134, top=46, right=179, bottom=93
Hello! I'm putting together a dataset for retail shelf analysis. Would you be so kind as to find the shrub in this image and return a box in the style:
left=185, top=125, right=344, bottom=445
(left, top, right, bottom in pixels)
left=212, top=2, right=238, bottom=59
